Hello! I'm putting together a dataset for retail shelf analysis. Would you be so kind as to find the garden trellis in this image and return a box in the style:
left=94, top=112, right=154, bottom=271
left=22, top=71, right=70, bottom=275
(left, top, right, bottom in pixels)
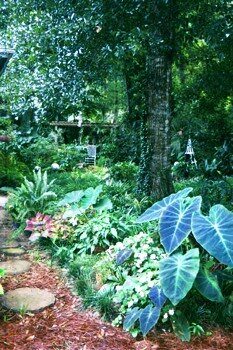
left=185, top=138, right=197, bottom=167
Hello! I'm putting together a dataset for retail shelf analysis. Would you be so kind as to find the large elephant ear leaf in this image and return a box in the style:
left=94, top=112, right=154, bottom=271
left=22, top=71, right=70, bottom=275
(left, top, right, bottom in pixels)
left=136, top=188, right=193, bottom=223
left=172, top=310, right=191, bottom=342
left=139, top=304, right=161, bottom=336
left=80, top=185, right=103, bottom=209
left=57, top=190, right=84, bottom=207
left=149, top=286, right=167, bottom=308
left=116, top=248, right=133, bottom=265
left=159, top=248, right=200, bottom=305
left=195, top=267, right=224, bottom=303
left=160, top=196, right=202, bottom=254
left=123, top=307, right=142, bottom=331
left=192, top=205, right=233, bottom=267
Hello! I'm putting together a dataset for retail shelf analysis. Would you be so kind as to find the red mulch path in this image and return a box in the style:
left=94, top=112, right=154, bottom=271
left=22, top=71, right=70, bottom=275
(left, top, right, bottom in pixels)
left=0, top=260, right=232, bottom=350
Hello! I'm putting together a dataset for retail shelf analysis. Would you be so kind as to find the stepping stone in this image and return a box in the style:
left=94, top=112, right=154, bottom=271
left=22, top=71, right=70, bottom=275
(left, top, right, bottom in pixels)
left=1, top=287, right=56, bottom=312
left=0, top=260, right=31, bottom=275
left=1, top=242, right=20, bottom=249
left=0, top=247, right=26, bottom=256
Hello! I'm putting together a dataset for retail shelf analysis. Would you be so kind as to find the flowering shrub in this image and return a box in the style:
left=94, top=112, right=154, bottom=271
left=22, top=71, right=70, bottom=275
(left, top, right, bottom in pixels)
left=103, top=231, right=167, bottom=336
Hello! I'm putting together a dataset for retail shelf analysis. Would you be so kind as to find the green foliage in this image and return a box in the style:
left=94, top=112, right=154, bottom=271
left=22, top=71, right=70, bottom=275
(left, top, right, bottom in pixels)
left=19, top=138, right=86, bottom=170
left=192, top=205, right=233, bottom=267
left=109, top=162, right=138, bottom=183
left=73, top=211, right=120, bottom=255
left=194, top=268, right=224, bottom=303
left=171, top=310, right=191, bottom=342
left=174, top=177, right=233, bottom=212
left=159, top=249, right=200, bottom=306
left=51, top=170, right=102, bottom=199
left=58, top=185, right=112, bottom=219
left=0, top=151, right=28, bottom=187
left=111, top=188, right=233, bottom=338
left=6, top=168, right=57, bottom=223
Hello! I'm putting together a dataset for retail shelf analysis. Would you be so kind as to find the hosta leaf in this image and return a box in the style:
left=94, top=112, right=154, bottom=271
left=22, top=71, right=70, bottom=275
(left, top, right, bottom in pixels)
left=123, top=307, right=142, bottom=331
left=94, top=197, right=113, bottom=211
left=57, top=190, right=84, bottom=206
left=116, top=248, right=133, bottom=265
left=159, top=248, right=200, bottom=305
left=192, top=205, right=233, bottom=267
left=80, top=185, right=103, bottom=209
left=172, top=310, right=191, bottom=342
left=136, top=188, right=193, bottom=223
left=149, top=286, right=167, bottom=308
left=139, top=304, right=161, bottom=336
left=195, top=267, right=224, bottom=303
left=160, top=196, right=202, bottom=253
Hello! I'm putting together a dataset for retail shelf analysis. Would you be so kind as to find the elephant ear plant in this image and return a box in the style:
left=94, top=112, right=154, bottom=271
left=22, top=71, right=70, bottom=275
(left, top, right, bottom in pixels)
left=120, top=188, right=233, bottom=339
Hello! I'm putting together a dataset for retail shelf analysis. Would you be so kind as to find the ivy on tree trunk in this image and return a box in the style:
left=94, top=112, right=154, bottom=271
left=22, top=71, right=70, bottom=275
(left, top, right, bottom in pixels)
left=138, top=0, right=175, bottom=199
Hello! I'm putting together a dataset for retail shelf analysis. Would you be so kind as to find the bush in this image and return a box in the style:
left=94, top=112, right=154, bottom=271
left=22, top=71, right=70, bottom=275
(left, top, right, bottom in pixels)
left=20, top=138, right=86, bottom=170
left=0, top=151, right=28, bottom=188
left=109, top=162, right=138, bottom=183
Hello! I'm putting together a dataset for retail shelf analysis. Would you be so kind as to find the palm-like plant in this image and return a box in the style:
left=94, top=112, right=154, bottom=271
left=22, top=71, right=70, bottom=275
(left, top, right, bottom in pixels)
left=6, top=169, right=57, bottom=222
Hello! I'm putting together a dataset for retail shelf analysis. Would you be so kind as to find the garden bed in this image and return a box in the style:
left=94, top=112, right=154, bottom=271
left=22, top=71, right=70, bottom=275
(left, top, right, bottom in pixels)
left=0, top=256, right=232, bottom=350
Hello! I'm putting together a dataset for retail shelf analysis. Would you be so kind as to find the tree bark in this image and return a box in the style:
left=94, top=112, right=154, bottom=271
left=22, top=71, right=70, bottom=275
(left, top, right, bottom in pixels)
left=147, top=54, right=174, bottom=199
left=138, top=0, right=175, bottom=199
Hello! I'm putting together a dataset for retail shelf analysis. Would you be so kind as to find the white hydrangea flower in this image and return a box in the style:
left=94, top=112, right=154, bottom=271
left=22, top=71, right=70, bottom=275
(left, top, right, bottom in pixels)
left=168, top=309, right=175, bottom=316
left=115, top=242, right=125, bottom=250
left=139, top=290, right=146, bottom=298
left=148, top=280, right=154, bottom=288
left=163, top=313, right=168, bottom=319
left=128, top=300, right=134, bottom=308
left=116, top=285, right=122, bottom=292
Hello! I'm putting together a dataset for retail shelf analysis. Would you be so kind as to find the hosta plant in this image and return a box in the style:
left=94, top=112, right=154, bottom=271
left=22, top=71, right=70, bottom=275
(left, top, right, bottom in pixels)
left=116, top=188, right=233, bottom=339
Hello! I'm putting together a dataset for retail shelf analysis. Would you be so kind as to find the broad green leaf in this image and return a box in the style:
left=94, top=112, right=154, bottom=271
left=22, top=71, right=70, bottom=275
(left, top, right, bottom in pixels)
left=116, top=248, right=133, bottom=265
left=136, top=188, right=193, bottom=223
left=57, top=190, right=84, bottom=206
left=160, top=196, right=202, bottom=253
left=195, top=267, right=224, bottom=303
left=80, top=185, right=103, bottom=209
left=172, top=310, right=191, bottom=342
left=139, top=304, right=161, bottom=336
left=192, top=205, right=233, bottom=267
left=123, top=307, right=142, bottom=331
left=159, top=249, right=200, bottom=305
left=94, top=197, right=113, bottom=211
left=148, top=286, right=167, bottom=308
left=63, top=204, right=85, bottom=219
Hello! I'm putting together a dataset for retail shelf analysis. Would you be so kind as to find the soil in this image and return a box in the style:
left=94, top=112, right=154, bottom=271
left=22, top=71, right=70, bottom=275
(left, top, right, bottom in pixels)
left=0, top=199, right=233, bottom=350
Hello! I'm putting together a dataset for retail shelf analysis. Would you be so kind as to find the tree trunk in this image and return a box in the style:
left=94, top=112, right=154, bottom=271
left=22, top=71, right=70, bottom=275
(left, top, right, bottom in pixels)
left=147, top=54, right=174, bottom=199
left=138, top=0, right=175, bottom=199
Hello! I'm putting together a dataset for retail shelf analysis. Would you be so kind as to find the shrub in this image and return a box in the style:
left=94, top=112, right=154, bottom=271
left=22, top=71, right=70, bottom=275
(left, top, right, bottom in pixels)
left=109, top=162, right=138, bottom=183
